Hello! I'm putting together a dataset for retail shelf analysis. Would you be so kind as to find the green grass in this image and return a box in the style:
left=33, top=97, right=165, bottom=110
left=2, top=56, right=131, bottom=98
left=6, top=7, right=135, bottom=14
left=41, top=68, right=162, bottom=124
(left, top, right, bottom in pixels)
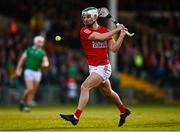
left=0, top=104, right=180, bottom=131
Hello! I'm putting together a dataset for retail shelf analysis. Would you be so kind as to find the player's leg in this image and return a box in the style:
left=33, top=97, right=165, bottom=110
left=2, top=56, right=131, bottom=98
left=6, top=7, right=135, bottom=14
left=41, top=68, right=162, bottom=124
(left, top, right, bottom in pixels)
left=28, top=80, right=39, bottom=106
left=19, top=70, right=33, bottom=112
left=99, top=79, right=131, bottom=127
left=19, top=79, right=34, bottom=112
left=25, top=80, right=35, bottom=105
left=99, top=79, right=124, bottom=108
left=77, top=72, right=103, bottom=110
left=28, top=71, right=41, bottom=106
left=60, top=72, right=103, bottom=125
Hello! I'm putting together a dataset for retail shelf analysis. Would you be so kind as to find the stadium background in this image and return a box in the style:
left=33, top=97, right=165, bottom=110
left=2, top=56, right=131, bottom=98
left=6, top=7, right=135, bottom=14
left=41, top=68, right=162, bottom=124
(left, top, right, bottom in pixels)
left=0, top=0, right=179, bottom=105
left=0, top=0, right=180, bottom=131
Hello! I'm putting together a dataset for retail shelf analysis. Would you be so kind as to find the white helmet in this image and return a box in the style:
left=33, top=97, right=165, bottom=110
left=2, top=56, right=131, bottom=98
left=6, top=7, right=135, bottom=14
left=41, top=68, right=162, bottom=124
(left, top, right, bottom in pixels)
left=33, top=35, right=45, bottom=47
left=81, top=7, right=98, bottom=26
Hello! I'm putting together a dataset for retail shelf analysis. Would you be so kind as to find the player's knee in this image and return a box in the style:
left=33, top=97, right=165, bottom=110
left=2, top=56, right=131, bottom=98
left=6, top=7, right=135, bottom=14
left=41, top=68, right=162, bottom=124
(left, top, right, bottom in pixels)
left=27, top=88, right=34, bottom=94
left=80, top=84, right=85, bottom=91
left=80, top=84, right=89, bottom=91
left=104, top=90, right=113, bottom=98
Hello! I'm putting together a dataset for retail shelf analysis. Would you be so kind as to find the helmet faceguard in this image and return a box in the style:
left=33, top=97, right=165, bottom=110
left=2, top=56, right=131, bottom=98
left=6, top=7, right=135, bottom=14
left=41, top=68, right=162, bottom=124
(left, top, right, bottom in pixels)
left=81, top=7, right=98, bottom=26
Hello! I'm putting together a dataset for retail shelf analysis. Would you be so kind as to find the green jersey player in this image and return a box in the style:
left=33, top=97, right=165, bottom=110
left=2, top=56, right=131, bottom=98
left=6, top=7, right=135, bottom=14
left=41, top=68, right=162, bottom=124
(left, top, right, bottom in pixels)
left=16, top=35, right=49, bottom=112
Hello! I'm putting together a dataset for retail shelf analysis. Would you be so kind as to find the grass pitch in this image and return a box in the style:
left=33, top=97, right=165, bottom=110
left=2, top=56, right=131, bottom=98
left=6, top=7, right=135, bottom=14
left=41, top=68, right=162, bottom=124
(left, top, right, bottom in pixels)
left=0, top=104, right=180, bottom=131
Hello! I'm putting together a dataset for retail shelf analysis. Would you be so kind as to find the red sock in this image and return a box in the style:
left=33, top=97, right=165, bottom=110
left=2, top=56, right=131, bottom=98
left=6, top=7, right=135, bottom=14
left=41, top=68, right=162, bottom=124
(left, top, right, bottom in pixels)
left=74, top=109, right=82, bottom=119
left=119, top=105, right=126, bottom=113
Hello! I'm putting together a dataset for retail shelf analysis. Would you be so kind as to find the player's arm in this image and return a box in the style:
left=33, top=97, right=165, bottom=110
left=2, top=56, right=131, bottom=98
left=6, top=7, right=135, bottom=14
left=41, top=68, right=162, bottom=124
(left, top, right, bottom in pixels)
left=41, top=56, right=49, bottom=67
left=16, top=52, right=26, bottom=76
left=88, top=27, right=121, bottom=41
left=108, top=30, right=126, bottom=53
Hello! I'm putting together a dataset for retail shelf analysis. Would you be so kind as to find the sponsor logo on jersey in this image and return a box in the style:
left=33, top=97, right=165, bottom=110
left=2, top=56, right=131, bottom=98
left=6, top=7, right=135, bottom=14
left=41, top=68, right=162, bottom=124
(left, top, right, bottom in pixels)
left=84, top=29, right=92, bottom=34
left=92, top=41, right=107, bottom=48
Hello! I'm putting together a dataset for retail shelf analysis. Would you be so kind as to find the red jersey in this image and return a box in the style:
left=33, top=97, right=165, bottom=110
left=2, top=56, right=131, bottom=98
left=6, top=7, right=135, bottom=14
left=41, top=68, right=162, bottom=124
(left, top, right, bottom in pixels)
left=80, top=26, right=112, bottom=66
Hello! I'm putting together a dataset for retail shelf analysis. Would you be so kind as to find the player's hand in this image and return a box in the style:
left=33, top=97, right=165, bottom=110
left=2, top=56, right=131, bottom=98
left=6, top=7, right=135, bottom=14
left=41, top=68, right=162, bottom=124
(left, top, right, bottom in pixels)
left=41, top=57, right=49, bottom=67
left=117, top=24, right=127, bottom=31
left=116, top=25, right=124, bottom=31
left=119, top=29, right=127, bottom=38
left=15, top=68, right=22, bottom=77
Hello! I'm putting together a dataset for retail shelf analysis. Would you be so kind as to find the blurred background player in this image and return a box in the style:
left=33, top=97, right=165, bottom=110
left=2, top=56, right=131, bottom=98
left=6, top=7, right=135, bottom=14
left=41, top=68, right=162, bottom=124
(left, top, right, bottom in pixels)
left=60, top=7, right=130, bottom=127
left=16, top=35, right=49, bottom=112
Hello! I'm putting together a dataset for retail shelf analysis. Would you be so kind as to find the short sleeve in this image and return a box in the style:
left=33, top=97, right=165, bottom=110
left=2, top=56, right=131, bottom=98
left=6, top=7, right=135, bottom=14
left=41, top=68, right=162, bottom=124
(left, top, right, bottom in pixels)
left=23, top=48, right=29, bottom=57
left=43, top=50, right=46, bottom=57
